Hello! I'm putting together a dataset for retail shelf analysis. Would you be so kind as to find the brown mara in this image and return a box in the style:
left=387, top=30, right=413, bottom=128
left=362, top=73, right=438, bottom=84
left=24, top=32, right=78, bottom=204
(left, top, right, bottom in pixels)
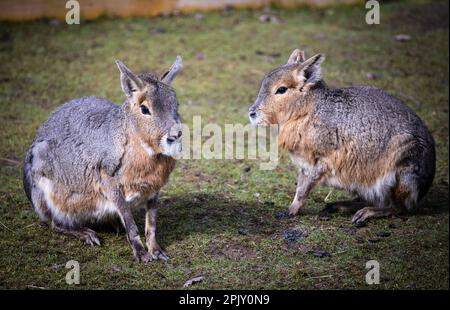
left=249, top=49, right=436, bottom=226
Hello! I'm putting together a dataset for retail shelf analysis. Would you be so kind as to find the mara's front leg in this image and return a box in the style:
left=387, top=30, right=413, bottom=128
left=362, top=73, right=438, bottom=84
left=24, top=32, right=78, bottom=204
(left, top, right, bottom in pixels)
left=115, top=193, right=152, bottom=262
left=145, top=193, right=169, bottom=261
left=288, top=168, right=323, bottom=216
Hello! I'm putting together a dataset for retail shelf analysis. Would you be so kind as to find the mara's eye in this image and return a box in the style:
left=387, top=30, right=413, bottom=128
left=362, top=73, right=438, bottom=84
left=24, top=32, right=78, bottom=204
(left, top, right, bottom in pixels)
left=275, top=86, right=288, bottom=94
left=140, top=105, right=151, bottom=115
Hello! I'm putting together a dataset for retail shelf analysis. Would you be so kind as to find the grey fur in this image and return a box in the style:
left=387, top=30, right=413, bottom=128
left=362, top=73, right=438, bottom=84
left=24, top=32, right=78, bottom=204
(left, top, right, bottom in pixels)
left=23, top=57, right=183, bottom=261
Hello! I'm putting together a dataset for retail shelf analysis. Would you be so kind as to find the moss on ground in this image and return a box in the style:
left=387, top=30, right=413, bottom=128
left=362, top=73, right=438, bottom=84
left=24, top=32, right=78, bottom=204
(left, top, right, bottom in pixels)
left=0, top=0, right=448, bottom=289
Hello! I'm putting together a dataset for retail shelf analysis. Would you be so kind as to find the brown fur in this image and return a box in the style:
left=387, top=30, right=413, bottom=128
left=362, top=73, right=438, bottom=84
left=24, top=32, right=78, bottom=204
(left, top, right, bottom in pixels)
left=121, top=135, right=176, bottom=198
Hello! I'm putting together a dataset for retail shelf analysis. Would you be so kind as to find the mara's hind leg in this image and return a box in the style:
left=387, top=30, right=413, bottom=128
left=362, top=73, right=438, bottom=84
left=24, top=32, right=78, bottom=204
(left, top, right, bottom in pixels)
left=51, top=221, right=101, bottom=246
left=351, top=173, right=417, bottom=226
left=30, top=184, right=51, bottom=223
left=321, top=197, right=366, bottom=214
left=392, top=171, right=420, bottom=212
left=351, top=206, right=398, bottom=227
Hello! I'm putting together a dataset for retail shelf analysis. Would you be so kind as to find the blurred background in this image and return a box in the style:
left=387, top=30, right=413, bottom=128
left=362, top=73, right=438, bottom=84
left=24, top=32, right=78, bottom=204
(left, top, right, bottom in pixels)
left=0, top=0, right=362, bottom=21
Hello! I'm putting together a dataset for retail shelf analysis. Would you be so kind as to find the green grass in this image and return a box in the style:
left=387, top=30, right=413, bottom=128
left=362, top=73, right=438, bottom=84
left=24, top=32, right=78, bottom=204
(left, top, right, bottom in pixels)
left=0, top=0, right=448, bottom=289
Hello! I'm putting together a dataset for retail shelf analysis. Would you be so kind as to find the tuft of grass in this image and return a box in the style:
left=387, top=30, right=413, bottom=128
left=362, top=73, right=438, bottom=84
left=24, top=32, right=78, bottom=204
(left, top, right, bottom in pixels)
left=0, top=0, right=448, bottom=289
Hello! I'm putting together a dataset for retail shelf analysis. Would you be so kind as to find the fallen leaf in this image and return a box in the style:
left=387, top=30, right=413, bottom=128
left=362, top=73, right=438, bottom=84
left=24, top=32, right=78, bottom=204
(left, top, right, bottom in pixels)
left=183, top=275, right=204, bottom=288
left=50, top=263, right=65, bottom=270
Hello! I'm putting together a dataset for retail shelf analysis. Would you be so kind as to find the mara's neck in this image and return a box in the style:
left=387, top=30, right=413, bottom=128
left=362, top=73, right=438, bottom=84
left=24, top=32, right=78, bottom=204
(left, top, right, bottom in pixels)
left=277, top=84, right=326, bottom=152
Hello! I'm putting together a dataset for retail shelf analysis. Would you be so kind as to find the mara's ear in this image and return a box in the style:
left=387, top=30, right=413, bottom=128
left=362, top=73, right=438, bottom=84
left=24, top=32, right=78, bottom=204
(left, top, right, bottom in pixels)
left=115, top=60, right=144, bottom=99
left=287, top=49, right=306, bottom=65
left=161, top=55, right=183, bottom=85
left=294, top=53, right=325, bottom=89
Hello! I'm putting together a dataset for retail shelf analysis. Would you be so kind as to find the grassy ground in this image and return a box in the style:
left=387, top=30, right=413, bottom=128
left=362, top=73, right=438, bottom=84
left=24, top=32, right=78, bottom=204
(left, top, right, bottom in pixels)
left=0, top=0, right=448, bottom=289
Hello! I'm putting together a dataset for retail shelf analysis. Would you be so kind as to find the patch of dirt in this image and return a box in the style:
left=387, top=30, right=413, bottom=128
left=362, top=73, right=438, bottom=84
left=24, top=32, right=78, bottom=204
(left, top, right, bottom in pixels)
left=389, top=1, right=449, bottom=32
left=209, top=241, right=257, bottom=260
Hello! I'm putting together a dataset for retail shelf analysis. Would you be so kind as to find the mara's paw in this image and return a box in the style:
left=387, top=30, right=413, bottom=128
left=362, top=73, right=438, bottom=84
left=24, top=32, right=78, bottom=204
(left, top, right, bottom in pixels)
left=288, top=202, right=301, bottom=217
left=80, top=228, right=101, bottom=246
left=51, top=223, right=101, bottom=246
left=149, top=244, right=169, bottom=261
left=133, top=251, right=154, bottom=263
left=352, top=207, right=376, bottom=227
left=352, top=207, right=396, bottom=227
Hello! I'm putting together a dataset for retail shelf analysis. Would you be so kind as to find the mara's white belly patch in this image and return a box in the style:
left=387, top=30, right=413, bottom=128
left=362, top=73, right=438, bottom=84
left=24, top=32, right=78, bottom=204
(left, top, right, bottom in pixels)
left=37, top=177, right=68, bottom=223
left=324, top=172, right=396, bottom=203
left=37, top=177, right=119, bottom=225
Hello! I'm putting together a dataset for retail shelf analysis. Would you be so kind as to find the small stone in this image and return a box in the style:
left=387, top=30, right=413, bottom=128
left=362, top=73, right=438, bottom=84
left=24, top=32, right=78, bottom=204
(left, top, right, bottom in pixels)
left=313, top=250, right=331, bottom=258
left=395, top=34, right=412, bottom=41
left=243, top=166, right=251, bottom=172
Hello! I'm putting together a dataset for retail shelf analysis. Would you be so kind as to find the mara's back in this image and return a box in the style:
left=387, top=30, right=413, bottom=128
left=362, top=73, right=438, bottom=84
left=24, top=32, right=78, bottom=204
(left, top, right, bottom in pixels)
left=315, top=86, right=435, bottom=154
left=314, top=86, right=435, bottom=196
left=26, top=96, right=125, bottom=189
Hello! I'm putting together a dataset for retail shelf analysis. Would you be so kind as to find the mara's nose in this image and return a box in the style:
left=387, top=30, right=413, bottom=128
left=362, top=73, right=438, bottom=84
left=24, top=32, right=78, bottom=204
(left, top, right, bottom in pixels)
left=249, top=111, right=257, bottom=119
left=167, top=131, right=182, bottom=144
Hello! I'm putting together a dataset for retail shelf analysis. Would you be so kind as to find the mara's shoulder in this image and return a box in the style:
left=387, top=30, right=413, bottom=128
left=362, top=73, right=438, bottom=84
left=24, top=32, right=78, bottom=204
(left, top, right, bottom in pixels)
left=339, top=86, right=398, bottom=98
left=59, top=96, right=120, bottom=111
left=47, top=96, right=122, bottom=122
left=322, top=86, right=401, bottom=103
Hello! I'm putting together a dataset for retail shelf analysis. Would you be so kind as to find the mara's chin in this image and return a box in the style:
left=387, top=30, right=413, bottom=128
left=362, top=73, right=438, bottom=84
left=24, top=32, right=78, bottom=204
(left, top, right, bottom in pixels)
left=161, top=141, right=183, bottom=158
left=249, top=116, right=265, bottom=127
